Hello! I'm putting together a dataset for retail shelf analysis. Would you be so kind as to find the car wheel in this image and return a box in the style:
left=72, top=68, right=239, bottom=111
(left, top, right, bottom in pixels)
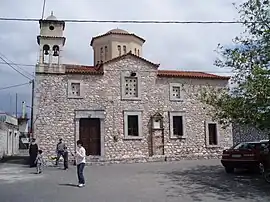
left=225, top=167, right=234, bottom=173
left=263, top=170, right=270, bottom=184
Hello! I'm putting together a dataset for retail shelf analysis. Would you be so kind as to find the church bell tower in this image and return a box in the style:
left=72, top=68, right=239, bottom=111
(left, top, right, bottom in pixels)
left=36, top=11, right=66, bottom=73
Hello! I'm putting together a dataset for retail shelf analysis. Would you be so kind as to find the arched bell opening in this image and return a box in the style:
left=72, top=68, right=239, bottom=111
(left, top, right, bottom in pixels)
left=43, top=44, right=50, bottom=63
left=52, top=45, right=60, bottom=64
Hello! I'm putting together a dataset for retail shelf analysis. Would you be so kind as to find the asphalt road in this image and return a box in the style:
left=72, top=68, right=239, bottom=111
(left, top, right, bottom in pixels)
left=0, top=159, right=270, bottom=202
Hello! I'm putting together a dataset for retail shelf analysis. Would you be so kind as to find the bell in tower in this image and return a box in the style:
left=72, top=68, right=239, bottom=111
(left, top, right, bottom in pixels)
left=53, top=45, right=60, bottom=56
left=36, top=11, right=66, bottom=73
left=43, top=44, right=50, bottom=63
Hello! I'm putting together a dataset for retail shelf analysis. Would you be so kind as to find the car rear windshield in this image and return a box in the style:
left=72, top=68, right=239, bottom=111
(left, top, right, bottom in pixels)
left=233, top=142, right=257, bottom=150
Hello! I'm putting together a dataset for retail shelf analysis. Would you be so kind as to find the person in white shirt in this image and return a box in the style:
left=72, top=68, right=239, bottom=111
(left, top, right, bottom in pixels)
left=75, top=140, right=86, bottom=187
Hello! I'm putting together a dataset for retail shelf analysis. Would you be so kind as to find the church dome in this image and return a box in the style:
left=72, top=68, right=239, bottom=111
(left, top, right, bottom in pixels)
left=106, top=29, right=129, bottom=34
left=46, top=11, right=57, bottom=20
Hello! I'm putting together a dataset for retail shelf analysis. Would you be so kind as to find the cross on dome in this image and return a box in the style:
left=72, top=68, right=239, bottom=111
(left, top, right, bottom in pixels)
left=46, top=11, right=57, bottom=20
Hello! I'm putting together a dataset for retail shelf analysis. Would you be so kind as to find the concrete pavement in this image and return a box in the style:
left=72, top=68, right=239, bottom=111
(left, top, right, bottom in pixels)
left=0, top=159, right=270, bottom=202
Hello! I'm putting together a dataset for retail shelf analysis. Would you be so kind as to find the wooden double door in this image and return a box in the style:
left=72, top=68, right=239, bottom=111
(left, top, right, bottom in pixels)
left=79, top=118, right=101, bottom=156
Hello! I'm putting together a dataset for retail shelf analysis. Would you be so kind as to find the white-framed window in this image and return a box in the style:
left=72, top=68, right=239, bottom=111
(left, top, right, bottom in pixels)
left=67, top=80, right=83, bottom=99
left=123, top=45, right=127, bottom=54
left=71, top=83, right=80, bottom=96
left=134, top=48, right=137, bottom=55
left=124, top=77, right=138, bottom=97
left=137, top=49, right=140, bottom=56
left=124, top=111, right=142, bottom=139
left=169, top=111, right=186, bottom=139
left=117, top=45, right=121, bottom=56
left=43, top=44, right=50, bottom=63
left=121, top=72, right=141, bottom=100
left=169, top=83, right=183, bottom=101
left=205, top=121, right=219, bottom=147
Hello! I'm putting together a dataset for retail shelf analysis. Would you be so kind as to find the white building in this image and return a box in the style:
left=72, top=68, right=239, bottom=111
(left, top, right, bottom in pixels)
left=18, top=101, right=30, bottom=149
left=0, top=112, right=19, bottom=159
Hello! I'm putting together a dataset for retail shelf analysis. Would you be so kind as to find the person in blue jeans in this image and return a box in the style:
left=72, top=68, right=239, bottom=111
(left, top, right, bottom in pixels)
left=75, top=140, right=86, bottom=187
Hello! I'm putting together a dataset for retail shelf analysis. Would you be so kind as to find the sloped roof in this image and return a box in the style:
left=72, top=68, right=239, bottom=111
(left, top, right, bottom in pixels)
left=157, top=70, right=230, bottom=80
left=103, top=51, right=160, bottom=68
left=63, top=54, right=230, bottom=80
left=106, top=29, right=129, bottom=34
left=90, top=30, right=145, bottom=46
left=65, top=64, right=103, bottom=75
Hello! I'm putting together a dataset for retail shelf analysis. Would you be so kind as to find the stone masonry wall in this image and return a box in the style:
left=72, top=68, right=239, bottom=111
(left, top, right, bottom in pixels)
left=34, top=56, right=233, bottom=163
left=232, top=123, right=269, bottom=145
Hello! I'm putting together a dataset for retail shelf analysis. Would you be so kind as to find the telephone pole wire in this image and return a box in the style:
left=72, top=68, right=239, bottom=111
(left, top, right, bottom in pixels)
left=30, top=79, right=34, bottom=137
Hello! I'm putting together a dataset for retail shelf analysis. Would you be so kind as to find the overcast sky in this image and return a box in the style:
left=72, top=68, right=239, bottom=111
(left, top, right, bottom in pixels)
left=0, top=0, right=245, bottom=114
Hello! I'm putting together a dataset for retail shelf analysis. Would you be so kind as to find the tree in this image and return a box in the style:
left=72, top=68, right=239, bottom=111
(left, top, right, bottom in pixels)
left=200, top=0, right=270, bottom=131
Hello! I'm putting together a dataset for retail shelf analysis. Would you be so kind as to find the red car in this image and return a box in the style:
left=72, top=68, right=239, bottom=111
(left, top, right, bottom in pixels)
left=221, top=140, right=269, bottom=173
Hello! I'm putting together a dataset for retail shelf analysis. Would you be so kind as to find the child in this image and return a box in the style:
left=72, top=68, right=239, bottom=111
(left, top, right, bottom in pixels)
left=35, top=150, right=45, bottom=174
left=63, top=146, right=69, bottom=170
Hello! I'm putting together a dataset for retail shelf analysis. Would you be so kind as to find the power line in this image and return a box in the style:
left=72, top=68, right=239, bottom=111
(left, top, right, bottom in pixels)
left=0, top=53, right=34, bottom=78
left=0, top=62, right=34, bottom=67
left=0, top=55, right=32, bottom=80
left=0, top=82, right=31, bottom=91
left=0, top=18, right=265, bottom=24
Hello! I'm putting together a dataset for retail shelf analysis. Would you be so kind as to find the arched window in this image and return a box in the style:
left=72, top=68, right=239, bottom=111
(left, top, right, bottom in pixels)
left=52, top=45, right=60, bottom=56
left=134, top=48, right=137, bottom=55
left=117, top=45, right=121, bottom=56
left=105, top=46, right=108, bottom=61
left=52, top=45, right=60, bottom=64
left=43, top=44, right=50, bottom=63
left=137, top=49, right=140, bottom=56
left=123, top=45, right=127, bottom=54
left=43, top=44, right=50, bottom=55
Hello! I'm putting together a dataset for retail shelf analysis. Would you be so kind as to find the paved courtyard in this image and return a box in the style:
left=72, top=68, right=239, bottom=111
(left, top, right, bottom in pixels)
left=0, top=159, right=270, bottom=202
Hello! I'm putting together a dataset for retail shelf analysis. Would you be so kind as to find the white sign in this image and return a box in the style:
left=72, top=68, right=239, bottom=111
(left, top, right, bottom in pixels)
left=21, top=138, right=29, bottom=143
left=153, top=120, right=161, bottom=129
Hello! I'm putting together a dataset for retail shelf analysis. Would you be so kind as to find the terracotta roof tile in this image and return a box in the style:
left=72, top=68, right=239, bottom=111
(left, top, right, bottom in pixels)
left=63, top=60, right=229, bottom=80
left=157, top=70, right=230, bottom=80
left=65, top=64, right=103, bottom=75
left=90, top=32, right=145, bottom=46
left=103, top=51, right=160, bottom=68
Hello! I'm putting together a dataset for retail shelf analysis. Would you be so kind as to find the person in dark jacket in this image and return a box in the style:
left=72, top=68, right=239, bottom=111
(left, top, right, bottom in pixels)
left=63, top=146, right=69, bottom=170
left=29, top=138, right=38, bottom=168
left=55, top=138, right=66, bottom=166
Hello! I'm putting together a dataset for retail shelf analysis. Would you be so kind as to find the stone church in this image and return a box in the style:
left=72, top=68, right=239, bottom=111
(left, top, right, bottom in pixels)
left=33, top=13, right=233, bottom=163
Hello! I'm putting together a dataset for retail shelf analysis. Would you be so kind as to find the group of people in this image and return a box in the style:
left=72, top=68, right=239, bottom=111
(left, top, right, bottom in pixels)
left=28, top=138, right=86, bottom=188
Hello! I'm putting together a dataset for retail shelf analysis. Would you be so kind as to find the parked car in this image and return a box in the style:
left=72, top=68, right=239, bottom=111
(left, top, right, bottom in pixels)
left=221, top=140, right=269, bottom=173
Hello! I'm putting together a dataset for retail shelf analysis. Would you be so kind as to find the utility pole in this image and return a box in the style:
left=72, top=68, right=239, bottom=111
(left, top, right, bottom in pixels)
left=30, top=79, right=34, bottom=138
left=9, top=93, right=12, bottom=115
left=41, top=0, right=46, bottom=19
left=15, top=93, right=18, bottom=118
